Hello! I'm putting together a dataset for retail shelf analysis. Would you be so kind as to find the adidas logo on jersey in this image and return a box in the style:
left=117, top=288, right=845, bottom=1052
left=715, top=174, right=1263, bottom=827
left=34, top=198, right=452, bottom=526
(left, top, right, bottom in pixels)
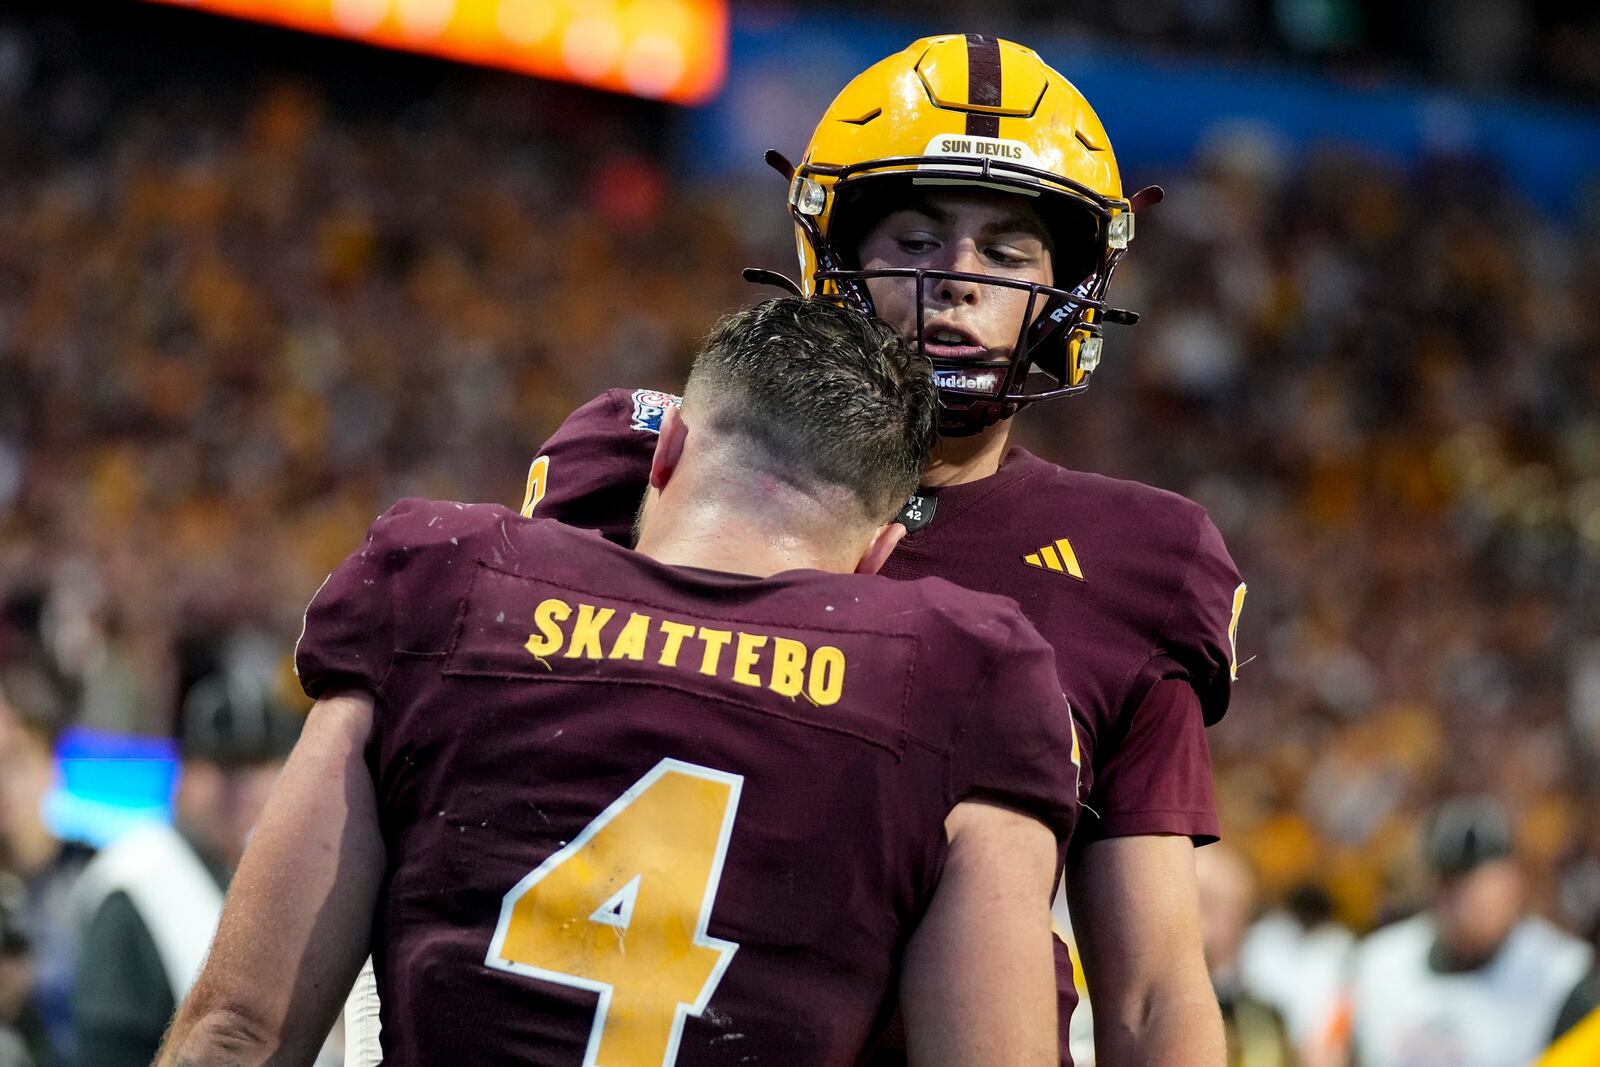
left=1022, top=538, right=1084, bottom=581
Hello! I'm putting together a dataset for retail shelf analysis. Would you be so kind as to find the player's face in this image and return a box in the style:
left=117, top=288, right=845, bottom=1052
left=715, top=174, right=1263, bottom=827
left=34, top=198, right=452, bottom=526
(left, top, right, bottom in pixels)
left=855, top=188, right=1055, bottom=364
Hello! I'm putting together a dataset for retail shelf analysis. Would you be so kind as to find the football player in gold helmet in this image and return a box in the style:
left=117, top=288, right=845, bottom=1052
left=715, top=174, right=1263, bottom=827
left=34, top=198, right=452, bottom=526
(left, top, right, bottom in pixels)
left=769, top=34, right=1153, bottom=432
left=758, top=35, right=1232, bottom=1067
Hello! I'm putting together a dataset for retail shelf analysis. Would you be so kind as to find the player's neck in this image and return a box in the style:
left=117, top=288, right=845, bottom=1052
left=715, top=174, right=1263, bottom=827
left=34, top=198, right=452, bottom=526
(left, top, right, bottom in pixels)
left=636, top=476, right=855, bottom=579
left=638, top=520, right=848, bottom=578
left=920, top=419, right=1013, bottom=488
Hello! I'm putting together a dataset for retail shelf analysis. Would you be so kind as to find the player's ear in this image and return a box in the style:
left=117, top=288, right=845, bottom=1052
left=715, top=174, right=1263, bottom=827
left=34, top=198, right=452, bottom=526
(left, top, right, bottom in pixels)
left=649, top=405, right=688, bottom=492
left=855, top=522, right=907, bottom=575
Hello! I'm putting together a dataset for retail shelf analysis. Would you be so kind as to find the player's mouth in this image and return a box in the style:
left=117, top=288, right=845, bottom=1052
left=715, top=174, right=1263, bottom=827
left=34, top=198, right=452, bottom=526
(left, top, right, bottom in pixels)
left=920, top=321, right=988, bottom=360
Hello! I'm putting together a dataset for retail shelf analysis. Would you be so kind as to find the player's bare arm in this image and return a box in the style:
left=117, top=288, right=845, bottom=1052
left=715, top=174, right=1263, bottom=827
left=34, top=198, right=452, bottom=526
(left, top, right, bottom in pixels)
left=158, top=690, right=385, bottom=1067
left=1067, top=833, right=1226, bottom=1067
left=902, top=799, right=1060, bottom=1067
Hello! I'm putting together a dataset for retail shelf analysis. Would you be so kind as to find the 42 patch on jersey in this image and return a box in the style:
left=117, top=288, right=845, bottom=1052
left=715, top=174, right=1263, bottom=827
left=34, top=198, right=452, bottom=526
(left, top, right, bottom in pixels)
left=630, top=390, right=682, bottom=434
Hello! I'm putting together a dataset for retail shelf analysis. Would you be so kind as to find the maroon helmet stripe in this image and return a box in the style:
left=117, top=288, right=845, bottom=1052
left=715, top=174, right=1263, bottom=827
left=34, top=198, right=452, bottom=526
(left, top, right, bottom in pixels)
left=965, top=33, right=1001, bottom=137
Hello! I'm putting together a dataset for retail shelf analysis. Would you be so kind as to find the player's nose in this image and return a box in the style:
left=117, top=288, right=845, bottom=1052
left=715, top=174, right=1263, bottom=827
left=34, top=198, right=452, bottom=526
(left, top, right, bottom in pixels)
left=928, top=241, right=984, bottom=306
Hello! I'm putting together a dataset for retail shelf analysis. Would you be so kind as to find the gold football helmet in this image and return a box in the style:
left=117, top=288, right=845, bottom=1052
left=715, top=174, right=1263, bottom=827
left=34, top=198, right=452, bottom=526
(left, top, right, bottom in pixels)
left=763, top=34, right=1156, bottom=429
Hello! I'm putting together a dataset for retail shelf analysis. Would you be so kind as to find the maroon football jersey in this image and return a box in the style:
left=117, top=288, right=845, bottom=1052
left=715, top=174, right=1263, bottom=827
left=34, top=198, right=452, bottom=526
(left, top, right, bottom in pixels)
left=526, top=388, right=1248, bottom=1062
left=296, top=497, right=1080, bottom=1066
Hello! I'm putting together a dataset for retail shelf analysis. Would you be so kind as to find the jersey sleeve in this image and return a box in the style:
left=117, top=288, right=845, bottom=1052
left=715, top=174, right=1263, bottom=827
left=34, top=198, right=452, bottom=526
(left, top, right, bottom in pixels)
left=1158, top=510, right=1246, bottom=726
left=947, top=606, right=1081, bottom=844
left=1072, top=677, right=1218, bottom=847
left=295, top=522, right=397, bottom=700
left=521, top=388, right=673, bottom=545
left=1080, top=510, right=1241, bottom=846
left=295, top=498, right=510, bottom=699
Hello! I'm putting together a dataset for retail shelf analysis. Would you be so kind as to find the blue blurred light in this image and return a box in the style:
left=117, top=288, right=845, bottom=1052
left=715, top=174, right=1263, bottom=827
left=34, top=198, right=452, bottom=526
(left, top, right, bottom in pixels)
left=48, top=727, right=178, bottom=846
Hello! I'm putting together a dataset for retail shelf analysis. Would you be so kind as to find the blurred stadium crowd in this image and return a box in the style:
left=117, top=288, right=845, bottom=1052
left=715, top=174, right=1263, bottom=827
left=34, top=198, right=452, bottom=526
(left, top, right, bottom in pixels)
left=1, top=4, right=1599, bottom=1067
left=865, top=0, right=1600, bottom=101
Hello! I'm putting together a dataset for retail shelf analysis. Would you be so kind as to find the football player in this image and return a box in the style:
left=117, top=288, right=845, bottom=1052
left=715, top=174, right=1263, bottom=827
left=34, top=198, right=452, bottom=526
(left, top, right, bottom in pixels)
left=157, top=299, right=1082, bottom=1066
left=518, top=35, right=1244, bottom=1067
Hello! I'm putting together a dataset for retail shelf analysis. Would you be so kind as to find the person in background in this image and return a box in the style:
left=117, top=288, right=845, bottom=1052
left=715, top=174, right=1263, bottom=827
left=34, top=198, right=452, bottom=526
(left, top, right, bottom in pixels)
left=1195, top=843, right=1297, bottom=1067
left=69, top=662, right=299, bottom=1067
left=0, top=881, right=38, bottom=1067
left=0, top=660, right=92, bottom=1067
left=1346, top=795, right=1592, bottom=1067
left=1240, top=884, right=1353, bottom=1067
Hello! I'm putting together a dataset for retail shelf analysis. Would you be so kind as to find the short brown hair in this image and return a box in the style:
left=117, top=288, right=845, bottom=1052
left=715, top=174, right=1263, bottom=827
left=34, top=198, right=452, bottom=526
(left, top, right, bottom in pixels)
left=685, top=298, right=938, bottom=521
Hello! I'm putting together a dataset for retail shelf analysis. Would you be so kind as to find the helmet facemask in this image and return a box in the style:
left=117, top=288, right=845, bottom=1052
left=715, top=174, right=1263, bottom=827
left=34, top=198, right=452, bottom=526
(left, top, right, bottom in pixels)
left=787, top=158, right=1140, bottom=435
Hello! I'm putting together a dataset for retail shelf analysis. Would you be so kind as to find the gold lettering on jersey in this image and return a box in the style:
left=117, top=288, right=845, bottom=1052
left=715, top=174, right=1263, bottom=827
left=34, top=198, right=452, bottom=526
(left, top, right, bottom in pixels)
left=658, top=620, right=696, bottom=668
left=524, top=599, right=846, bottom=706
left=808, top=646, right=846, bottom=706
left=526, top=599, right=573, bottom=658
left=565, top=603, right=616, bottom=659
left=731, top=633, right=766, bottom=688
left=769, top=638, right=807, bottom=698
left=608, top=613, right=651, bottom=661
left=695, top=628, right=733, bottom=676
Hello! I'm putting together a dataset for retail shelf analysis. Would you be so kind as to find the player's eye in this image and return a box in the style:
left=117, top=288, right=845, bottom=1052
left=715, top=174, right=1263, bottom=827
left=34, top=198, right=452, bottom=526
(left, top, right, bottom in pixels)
left=896, top=234, right=938, bottom=255
left=986, top=240, right=1042, bottom=269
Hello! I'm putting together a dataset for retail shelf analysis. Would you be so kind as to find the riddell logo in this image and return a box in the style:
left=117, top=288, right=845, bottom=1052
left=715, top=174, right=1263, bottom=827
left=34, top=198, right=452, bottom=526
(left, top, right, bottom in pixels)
left=935, top=370, right=997, bottom=391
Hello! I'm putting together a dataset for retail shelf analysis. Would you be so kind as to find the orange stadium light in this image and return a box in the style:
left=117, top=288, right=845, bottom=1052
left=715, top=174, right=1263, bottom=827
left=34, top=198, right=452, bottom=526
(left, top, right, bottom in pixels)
left=141, top=0, right=728, bottom=104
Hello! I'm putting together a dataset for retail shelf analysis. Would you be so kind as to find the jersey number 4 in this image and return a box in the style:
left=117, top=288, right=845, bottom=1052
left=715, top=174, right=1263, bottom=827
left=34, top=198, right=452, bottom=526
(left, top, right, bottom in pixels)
left=485, top=758, right=743, bottom=1066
